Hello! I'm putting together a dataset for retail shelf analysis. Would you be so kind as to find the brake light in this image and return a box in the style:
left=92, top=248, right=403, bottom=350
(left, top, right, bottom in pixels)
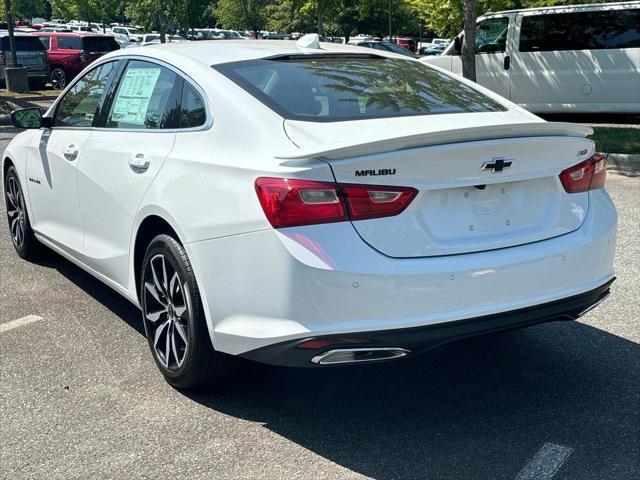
left=254, top=177, right=417, bottom=228
left=560, top=153, right=607, bottom=193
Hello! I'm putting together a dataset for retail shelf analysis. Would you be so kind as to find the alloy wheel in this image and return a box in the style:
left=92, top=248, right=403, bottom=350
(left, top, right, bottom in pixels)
left=5, top=176, right=27, bottom=249
left=143, top=253, right=191, bottom=370
left=51, top=68, right=66, bottom=89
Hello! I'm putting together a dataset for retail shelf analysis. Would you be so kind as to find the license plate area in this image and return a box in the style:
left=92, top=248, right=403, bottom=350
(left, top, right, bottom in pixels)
left=421, top=179, right=554, bottom=243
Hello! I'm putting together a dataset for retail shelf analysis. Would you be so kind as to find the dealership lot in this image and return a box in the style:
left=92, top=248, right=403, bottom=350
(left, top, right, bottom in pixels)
left=0, top=128, right=638, bottom=479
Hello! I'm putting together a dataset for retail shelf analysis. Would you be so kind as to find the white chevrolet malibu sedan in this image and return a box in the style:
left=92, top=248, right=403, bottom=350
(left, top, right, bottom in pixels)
left=3, top=37, right=617, bottom=389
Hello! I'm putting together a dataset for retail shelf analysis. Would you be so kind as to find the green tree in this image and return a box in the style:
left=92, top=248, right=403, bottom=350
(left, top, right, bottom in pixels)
left=1, top=0, right=46, bottom=19
left=214, top=0, right=273, bottom=35
left=49, top=0, right=121, bottom=24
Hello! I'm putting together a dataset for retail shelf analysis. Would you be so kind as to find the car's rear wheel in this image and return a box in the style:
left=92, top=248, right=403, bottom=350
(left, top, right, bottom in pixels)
left=140, top=234, right=230, bottom=390
left=50, top=68, right=66, bottom=90
left=4, top=166, right=41, bottom=259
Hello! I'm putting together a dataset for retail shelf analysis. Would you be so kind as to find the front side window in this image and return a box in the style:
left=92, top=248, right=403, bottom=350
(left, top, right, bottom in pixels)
left=54, top=61, right=118, bottom=127
left=106, top=60, right=181, bottom=129
left=475, top=17, right=509, bottom=53
left=215, top=56, right=505, bottom=122
left=520, top=9, right=640, bottom=52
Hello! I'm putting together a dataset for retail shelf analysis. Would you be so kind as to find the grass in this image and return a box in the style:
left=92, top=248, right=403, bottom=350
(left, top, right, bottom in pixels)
left=589, top=127, right=640, bottom=155
left=0, top=89, right=61, bottom=99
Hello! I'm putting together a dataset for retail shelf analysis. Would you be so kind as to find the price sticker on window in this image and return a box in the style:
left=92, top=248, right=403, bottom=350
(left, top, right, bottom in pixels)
left=111, top=68, right=161, bottom=125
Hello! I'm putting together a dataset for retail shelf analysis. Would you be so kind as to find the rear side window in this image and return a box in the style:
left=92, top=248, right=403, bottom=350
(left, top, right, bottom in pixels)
left=215, top=56, right=505, bottom=122
left=82, top=36, right=120, bottom=52
left=1, top=36, right=46, bottom=52
left=57, top=36, right=82, bottom=50
left=106, top=60, right=182, bottom=129
left=520, top=9, right=640, bottom=52
left=180, top=82, right=206, bottom=128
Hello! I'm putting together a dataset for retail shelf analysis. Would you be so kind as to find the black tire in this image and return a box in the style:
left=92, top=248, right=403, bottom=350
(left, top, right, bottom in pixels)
left=4, top=166, right=41, bottom=259
left=140, top=234, right=230, bottom=390
left=50, top=68, right=66, bottom=90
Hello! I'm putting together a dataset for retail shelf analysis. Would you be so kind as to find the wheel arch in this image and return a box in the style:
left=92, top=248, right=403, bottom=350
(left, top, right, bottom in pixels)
left=132, top=214, right=181, bottom=304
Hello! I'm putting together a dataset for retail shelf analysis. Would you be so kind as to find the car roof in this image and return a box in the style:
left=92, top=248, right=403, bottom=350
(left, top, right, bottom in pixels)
left=106, top=40, right=397, bottom=66
left=482, top=0, right=637, bottom=15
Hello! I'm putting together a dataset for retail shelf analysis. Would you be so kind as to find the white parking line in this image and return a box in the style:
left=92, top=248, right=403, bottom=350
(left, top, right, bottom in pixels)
left=516, top=443, right=574, bottom=480
left=0, top=315, right=44, bottom=333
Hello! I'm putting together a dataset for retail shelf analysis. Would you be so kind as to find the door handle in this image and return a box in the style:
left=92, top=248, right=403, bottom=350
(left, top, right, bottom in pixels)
left=504, top=55, right=511, bottom=70
left=128, top=153, right=150, bottom=173
left=63, top=144, right=79, bottom=161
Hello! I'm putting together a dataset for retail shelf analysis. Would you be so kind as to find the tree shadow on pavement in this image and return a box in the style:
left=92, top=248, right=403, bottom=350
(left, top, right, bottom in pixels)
left=188, top=321, right=639, bottom=480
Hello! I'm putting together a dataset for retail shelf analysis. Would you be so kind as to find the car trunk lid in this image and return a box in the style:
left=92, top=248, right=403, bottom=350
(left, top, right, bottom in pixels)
left=281, top=116, right=594, bottom=257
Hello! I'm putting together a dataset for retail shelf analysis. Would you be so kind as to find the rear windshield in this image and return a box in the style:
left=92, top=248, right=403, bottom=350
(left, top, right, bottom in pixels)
left=83, top=36, right=120, bottom=52
left=1, top=36, right=46, bottom=52
left=214, top=56, right=505, bottom=121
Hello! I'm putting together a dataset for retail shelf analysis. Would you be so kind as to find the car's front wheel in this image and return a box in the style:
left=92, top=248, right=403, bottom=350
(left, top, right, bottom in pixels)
left=140, top=234, right=230, bottom=390
left=4, top=166, right=41, bottom=259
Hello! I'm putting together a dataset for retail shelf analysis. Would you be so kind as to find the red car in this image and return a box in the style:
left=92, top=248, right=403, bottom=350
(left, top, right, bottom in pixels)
left=31, top=32, right=119, bottom=89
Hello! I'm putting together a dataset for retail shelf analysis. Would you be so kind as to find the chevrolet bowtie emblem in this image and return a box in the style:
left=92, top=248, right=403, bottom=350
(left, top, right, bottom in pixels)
left=481, top=157, right=513, bottom=173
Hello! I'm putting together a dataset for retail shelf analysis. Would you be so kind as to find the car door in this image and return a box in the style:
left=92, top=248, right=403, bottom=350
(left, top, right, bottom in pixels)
left=25, top=60, right=121, bottom=256
left=76, top=59, right=182, bottom=286
left=445, top=16, right=512, bottom=99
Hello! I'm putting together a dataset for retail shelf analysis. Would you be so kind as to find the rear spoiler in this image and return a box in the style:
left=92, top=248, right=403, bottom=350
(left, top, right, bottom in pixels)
left=276, top=122, right=593, bottom=161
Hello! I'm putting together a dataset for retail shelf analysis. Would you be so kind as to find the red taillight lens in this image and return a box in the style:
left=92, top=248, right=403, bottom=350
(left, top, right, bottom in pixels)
left=254, top=177, right=417, bottom=228
left=560, top=153, right=607, bottom=194
left=341, top=184, right=418, bottom=221
left=254, top=177, right=347, bottom=228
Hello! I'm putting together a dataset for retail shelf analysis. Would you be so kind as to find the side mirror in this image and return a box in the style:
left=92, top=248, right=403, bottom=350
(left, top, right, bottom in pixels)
left=11, top=107, right=43, bottom=129
left=453, top=37, right=462, bottom=55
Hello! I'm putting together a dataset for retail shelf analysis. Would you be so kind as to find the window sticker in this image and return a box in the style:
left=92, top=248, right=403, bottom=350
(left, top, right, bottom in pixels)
left=111, top=67, right=161, bottom=125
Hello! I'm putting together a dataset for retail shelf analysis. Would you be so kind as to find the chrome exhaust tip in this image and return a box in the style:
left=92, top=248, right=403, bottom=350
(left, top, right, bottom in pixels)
left=311, top=347, right=411, bottom=365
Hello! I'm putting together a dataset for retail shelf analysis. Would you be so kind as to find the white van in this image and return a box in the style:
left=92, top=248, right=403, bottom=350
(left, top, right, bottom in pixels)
left=422, top=1, right=640, bottom=114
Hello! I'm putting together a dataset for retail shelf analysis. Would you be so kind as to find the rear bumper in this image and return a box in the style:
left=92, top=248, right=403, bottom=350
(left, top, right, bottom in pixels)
left=185, top=188, right=617, bottom=359
left=240, top=278, right=614, bottom=367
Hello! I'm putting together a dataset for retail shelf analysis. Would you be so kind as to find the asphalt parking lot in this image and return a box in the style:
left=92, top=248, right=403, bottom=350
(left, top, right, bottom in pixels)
left=0, top=128, right=638, bottom=479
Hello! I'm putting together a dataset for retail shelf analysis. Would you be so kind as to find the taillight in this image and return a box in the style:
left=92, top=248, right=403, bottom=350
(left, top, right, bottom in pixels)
left=340, top=184, right=417, bottom=221
left=560, top=153, right=607, bottom=193
left=254, top=177, right=417, bottom=228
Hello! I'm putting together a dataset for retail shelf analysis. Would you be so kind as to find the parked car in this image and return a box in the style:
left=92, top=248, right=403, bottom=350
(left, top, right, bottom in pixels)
left=422, top=2, right=640, bottom=114
left=39, top=27, right=72, bottom=33
left=3, top=38, right=616, bottom=389
left=0, top=32, right=49, bottom=88
left=357, top=41, right=418, bottom=57
left=141, top=34, right=188, bottom=45
left=66, top=25, right=95, bottom=33
left=111, top=26, right=144, bottom=42
left=32, top=32, right=120, bottom=89
left=420, top=44, right=445, bottom=56
left=388, top=36, right=417, bottom=52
